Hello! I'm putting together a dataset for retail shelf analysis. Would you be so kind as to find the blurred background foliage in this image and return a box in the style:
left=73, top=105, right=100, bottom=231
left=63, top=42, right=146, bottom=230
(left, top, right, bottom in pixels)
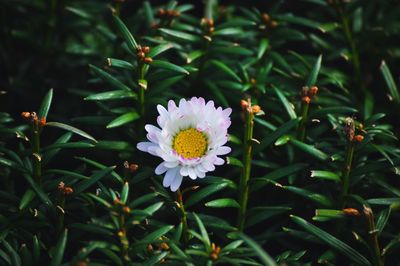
left=1, top=0, right=400, bottom=265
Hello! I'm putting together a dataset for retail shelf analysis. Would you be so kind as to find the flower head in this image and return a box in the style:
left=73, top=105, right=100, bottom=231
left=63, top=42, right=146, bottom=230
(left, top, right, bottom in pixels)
left=137, top=97, right=232, bottom=191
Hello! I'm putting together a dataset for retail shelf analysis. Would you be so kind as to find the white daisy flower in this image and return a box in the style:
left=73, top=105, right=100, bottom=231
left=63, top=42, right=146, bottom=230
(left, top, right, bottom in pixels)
left=137, top=97, right=232, bottom=192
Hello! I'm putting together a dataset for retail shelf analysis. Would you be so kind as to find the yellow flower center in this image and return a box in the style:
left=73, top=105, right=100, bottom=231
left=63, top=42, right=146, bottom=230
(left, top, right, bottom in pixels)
left=173, top=128, right=208, bottom=159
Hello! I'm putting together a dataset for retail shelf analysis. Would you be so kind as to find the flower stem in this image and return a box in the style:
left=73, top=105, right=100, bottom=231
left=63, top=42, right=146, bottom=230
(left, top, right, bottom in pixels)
left=297, top=101, right=309, bottom=142
left=363, top=206, right=384, bottom=266
left=340, top=141, right=354, bottom=208
left=177, top=188, right=189, bottom=245
left=31, top=119, right=42, bottom=184
left=138, top=64, right=146, bottom=137
left=237, top=108, right=254, bottom=232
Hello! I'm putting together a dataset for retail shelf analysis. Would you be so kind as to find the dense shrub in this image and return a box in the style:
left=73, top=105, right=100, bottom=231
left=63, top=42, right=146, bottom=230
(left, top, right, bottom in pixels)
left=1, top=1, right=400, bottom=265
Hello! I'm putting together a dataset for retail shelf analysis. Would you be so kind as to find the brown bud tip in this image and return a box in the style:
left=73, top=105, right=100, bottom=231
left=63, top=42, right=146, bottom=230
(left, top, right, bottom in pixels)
left=301, top=86, right=309, bottom=96
left=171, top=10, right=180, bottom=17
left=64, top=187, right=73, bottom=195
left=160, top=242, right=170, bottom=250
left=144, top=57, right=153, bottom=64
left=250, top=78, right=257, bottom=85
left=353, top=135, right=364, bottom=143
left=343, top=208, right=361, bottom=216
left=137, top=51, right=145, bottom=59
left=58, top=182, right=65, bottom=190
left=147, top=244, right=154, bottom=252
left=123, top=206, right=131, bottom=214
left=39, top=117, right=46, bottom=127
left=240, top=99, right=249, bottom=110
left=157, top=8, right=165, bottom=16
left=150, top=23, right=159, bottom=29
left=114, top=198, right=122, bottom=205
left=252, top=105, right=261, bottom=113
left=270, top=20, right=278, bottom=28
left=142, top=46, right=150, bottom=53
left=358, top=123, right=364, bottom=130
left=21, top=112, right=31, bottom=120
left=262, top=13, right=270, bottom=23
left=209, top=27, right=215, bottom=33
left=309, top=86, right=318, bottom=96
left=210, top=252, right=218, bottom=260
left=117, top=230, right=125, bottom=237
left=207, top=19, right=214, bottom=27
left=129, top=163, right=139, bottom=173
left=302, top=96, right=311, bottom=104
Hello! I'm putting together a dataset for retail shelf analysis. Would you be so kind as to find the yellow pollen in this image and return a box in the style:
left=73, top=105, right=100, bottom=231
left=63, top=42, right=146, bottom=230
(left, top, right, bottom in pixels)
left=173, top=128, right=207, bottom=159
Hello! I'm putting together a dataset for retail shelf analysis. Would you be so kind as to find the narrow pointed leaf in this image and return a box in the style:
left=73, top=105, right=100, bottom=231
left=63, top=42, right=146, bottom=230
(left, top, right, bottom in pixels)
left=89, top=64, right=131, bottom=91
left=45, top=122, right=97, bottom=142
left=113, top=15, right=138, bottom=52
left=49, top=229, right=68, bottom=266
left=291, top=215, right=371, bottom=265
left=38, top=88, right=53, bottom=119
left=151, top=60, right=189, bottom=75
left=106, top=112, right=139, bottom=128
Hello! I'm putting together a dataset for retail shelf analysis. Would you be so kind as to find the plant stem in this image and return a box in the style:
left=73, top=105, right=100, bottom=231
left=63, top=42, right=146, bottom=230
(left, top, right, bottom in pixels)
left=31, top=120, right=42, bottom=184
left=363, top=206, right=384, bottom=266
left=237, top=109, right=254, bottom=231
left=177, top=188, right=189, bottom=245
left=138, top=64, right=146, bottom=137
left=334, top=0, right=364, bottom=93
left=297, top=102, right=309, bottom=142
left=340, top=141, right=354, bottom=208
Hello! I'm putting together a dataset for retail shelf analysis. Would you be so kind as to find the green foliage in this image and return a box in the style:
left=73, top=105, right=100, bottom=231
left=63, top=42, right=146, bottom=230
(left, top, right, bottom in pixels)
left=1, top=0, right=400, bottom=265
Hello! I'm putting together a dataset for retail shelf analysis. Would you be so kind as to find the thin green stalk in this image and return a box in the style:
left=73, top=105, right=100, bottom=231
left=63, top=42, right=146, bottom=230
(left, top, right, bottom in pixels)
left=340, top=141, right=354, bottom=208
left=138, top=64, right=146, bottom=137
left=334, top=0, right=363, bottom=93
left=177, top=189, right=189, bottom=245
left=363, top=206, right=384, bottom=266
left=237, top=108, right=254, bottom=232
left=297, top=102, right=310, bottom=142
left=31, top=119, right=42, bottom=184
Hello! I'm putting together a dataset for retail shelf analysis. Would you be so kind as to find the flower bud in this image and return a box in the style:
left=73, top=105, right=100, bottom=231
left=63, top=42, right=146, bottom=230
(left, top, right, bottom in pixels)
left=343, top=208, right=360, bottom=216
left=353, top=134, right=364, bottom=143
left=309, top=86, right=318, bottom=96
left=261, top=13, right=270, bottom=23
left=240, top=99, right=249, bottom=110
left=144, top=57, right=153, bottom=64
left=142, top=46, right=150, bottom=54
left=302, top=96, right=311, bottom=104
left=251, top=105, right=261, bottom=114
left=270, top=20, right=278, bottom=28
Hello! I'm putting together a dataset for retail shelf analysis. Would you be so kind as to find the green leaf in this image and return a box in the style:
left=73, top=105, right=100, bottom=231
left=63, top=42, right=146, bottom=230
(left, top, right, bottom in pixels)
left=380, top=60, right=400, bottom=104
left=140, top=225, right=174, bottom=244
left=151, top=60, right=189, bottom=75
left=256, top=118, right=300, bottom=152
left=45, top=122, right=97, bottom=142
left=257, top=38, right=269, bottom=59
left=238, top=233, right=277, bottom=266
left=85, top=90, right=136, bottom=101
left=113, top=15, right=138, bottom=52
left=159, top=28, right=200, bottom=42
left=205, top=198, right=239, bottom=208
left=291, top=215, right=371, bottom=265
left=226, top=157, right=243, bottom=168
left=2, top=240, right=21, bottom=266
left=22, top=173, right=53, bottom=208
left=310, top=170, right=340, bottom=182
left=74, top=166, right=116, bottom=195
left=193, top=212, right=210, bottom=248
left=106, top=112, right=140, bottom=128
left=38, top=88, right=53, bottom=119
left=376, top=208, right=391, bottom=234
left=32, top=236, right=40, bottom=264
left=147, top=43, right=174, bottom=58
left=246, top=206, right=291, bottom=227
left=186, top=50, right=205, bottom=63
left=120, top=182, right=129, bottom=204
left=313, top=209, right=345, bottom=222
left=251, top=163, right=308, bottom=191
left=89, top=64, right=131, bottom=91
left=107, top=58, right=134, bottom=70
left=209, top=60, right=242, bottom=82
left=283, top=185, right=333, bottom=207
left=42, top=132, right=73, bottom=166
left=49, top=229, right=68, bottom=266
left=290, top=139, right=329, bottom=161
left=186, top=183, right=229, bottom=208
left=272, top=86, right=297, bottom=119
left=143, top=252, right=169, bottom=266
left=306, top=54, right=322, bottom=87
left=19, top=189, right=35, bottom=210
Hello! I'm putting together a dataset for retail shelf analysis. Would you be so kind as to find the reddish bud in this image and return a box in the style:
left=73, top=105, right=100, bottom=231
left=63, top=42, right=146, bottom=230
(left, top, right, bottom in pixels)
left=252, top=105, right=261, bottom=114
left=302, top=96, right=311, bottom=104
left=240, top=99, right=249, bottom=110
left=144, top=57, right=153, bottom=64
left=142, top=46, right=150, bottom=53
left=353, top=135, right=364, bottom=143
left=343, top=208, right=361, bottom=216
left=309, top=86, right=318, bottom=96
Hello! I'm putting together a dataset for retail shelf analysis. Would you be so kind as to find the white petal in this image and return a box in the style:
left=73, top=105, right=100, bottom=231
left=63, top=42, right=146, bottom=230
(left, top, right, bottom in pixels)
left=163, top=167, right=179, bottom=188
left=164, top=161, right=179, bottom=168
left=137, top=142, right=156, bottom=152
left=215, top=146, right=231, bottom=155
left=214, top=157, right=225, bottom=165
left=180, top=166, right=189, bottom=176
left=155, top=162, right=168, bottom=175
left=194, top=167, right=206, bottom=178
left=188, top=167, right=197, bottom=180
left=170, top=173, right=183, bottom=192
left=202, top=160, right=216, bottom=171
